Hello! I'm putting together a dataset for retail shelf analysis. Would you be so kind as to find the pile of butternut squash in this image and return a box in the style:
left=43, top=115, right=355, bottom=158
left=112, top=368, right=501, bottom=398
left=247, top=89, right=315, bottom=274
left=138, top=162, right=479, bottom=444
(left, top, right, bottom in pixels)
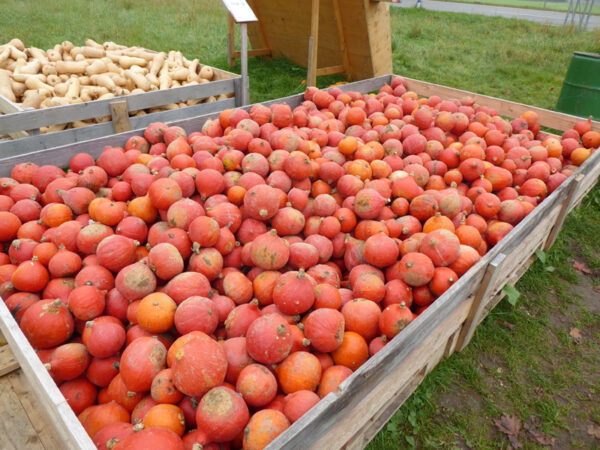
left=0, top=38, right=226, bottom=133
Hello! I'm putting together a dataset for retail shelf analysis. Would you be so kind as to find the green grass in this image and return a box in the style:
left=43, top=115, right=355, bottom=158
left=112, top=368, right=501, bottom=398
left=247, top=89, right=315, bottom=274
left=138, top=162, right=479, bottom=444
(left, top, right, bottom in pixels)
left=430, top=0, right=600, bottom=15
left=1, top=2, right=600, bottom=447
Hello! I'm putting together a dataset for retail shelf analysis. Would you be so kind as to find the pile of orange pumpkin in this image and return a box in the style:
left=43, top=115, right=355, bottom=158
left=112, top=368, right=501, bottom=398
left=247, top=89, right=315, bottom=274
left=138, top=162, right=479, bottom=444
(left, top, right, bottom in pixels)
left=0, top=76, right=598, bottom=449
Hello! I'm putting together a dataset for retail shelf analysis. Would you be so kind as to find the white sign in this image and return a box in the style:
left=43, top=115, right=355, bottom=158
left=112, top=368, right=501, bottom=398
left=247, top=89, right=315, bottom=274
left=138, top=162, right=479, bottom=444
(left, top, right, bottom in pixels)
left=222, top=0, right=258, bottom=23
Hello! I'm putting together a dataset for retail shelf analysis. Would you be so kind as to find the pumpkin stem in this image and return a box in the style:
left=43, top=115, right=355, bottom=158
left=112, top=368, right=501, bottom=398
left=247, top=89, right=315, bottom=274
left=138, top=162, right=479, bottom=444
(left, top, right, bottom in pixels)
left=192, top=242, right=201, bottom=254
left=297, top=269, right=306, bottom=279
left=302, top=338, right=311, bottom=347
left=132, top=423, right=144, bottom=432
left=44, top=363, right=51, bottom=371
left=276, top=324, right=287, bottom=336
left=51, top=299, right=63, bottom=308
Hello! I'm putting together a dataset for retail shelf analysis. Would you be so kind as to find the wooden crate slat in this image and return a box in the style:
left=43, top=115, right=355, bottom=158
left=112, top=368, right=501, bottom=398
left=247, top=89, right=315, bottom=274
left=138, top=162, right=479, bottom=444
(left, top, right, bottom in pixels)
left=0, top=300, right=95, bottom=449
left=0, top=97, right=237, bottom=160
left=0, top=94, right=29, bottom=139
left=8, top=370, right=65, bottom=450
left=0, top=79, right=238, bottom=135
left=0, top=372, right=46, bottom=450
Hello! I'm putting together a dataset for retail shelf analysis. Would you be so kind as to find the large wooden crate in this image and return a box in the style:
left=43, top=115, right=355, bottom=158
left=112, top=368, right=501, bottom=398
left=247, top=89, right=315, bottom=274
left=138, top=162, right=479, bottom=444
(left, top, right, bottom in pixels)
left=0, top=66, right=241, bottom=156
left=0, top=75, right=599, bottom=450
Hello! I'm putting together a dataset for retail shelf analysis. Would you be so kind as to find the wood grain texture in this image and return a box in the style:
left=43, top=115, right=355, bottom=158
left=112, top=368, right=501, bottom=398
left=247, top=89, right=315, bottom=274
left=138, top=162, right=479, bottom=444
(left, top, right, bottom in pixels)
left=8, top=370, right=65, bottom=450
left=455, top=253, right=506, bottom=351
left=109, top=100, right=131, bottom=133
left=0, top=78, right=238, bottom=134
left=0, top=371, right=44, bottom=450
left=0, top=300, right=95, bottom=449
left=0, top=94, right=29, bottom=139
left=0, top=345, right=19, bottom=377
left=0, top=97, right=236, bottom=159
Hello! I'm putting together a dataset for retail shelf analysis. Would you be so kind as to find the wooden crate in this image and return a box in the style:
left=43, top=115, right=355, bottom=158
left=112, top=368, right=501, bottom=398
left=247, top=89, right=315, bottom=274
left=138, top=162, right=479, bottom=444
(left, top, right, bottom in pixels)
left=0, top=75, right=599, bottom=450
left=245, top=0, right=393, bottom=81
left=0, top=66, right=241, bottom=156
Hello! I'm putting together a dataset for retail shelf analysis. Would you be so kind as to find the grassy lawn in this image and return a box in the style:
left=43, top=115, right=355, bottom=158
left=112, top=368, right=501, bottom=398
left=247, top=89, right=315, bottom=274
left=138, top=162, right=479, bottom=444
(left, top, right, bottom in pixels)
left=428, top=0, right=600, bottom=16
left=2, top=1, right=600, bottom=448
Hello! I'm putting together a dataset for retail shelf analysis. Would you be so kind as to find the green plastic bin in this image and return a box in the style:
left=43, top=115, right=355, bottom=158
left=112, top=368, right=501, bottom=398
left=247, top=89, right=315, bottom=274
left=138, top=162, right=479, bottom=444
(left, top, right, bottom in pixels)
left=556, top=52, right=600, bottom=120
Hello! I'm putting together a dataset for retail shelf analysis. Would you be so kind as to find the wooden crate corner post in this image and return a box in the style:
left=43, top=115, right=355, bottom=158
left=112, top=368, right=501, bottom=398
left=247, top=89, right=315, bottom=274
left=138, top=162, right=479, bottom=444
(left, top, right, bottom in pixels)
left=222, top=0, right=260, bottom=106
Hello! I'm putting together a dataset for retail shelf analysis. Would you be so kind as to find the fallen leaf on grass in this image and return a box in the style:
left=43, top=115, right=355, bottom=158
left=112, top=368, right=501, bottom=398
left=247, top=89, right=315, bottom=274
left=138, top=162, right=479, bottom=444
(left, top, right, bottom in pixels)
left=573, top=261, right=592, bottom=274
left=569, top=328, right=583, bottom=344
left=587, top=424, right=600, bottom=439
left=534, top=387, right=544, bottom=396
left=493, top=414, right=522, bottom=448
left=523, top=417, right=553, bottom=446
left=496, top=320, right=516, bottom=330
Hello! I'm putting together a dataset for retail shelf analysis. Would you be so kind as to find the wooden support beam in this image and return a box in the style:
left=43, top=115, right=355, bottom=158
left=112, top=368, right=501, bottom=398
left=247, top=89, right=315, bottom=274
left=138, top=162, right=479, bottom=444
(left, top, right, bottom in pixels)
left=231, top=48, right=272, bottom=58
left=0, top=94, right=28, bottom=139
left=109, top=100, right=131, bottom=134
left=544, top=173, right=584, bottom=251
left=316, top=65, right=346, bottom=76
left=228, top=13, right=236, bottom=67
left=455, top=253, right=506, bottom=351
left=240, top=22, right=250, bottom=106
left=307, top=0, right=320, bottom=87
left=332, top=0, right=350, bottom=79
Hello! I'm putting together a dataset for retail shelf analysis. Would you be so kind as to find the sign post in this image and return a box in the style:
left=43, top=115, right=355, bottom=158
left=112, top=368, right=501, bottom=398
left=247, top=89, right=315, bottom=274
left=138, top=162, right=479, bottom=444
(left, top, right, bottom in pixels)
left=221, top=0, right=257, bottom=105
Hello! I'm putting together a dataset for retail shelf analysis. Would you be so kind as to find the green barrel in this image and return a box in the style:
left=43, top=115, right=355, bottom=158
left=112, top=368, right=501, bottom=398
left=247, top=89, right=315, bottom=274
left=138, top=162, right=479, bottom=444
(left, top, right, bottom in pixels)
left=556, top=52, right=600, bottom=120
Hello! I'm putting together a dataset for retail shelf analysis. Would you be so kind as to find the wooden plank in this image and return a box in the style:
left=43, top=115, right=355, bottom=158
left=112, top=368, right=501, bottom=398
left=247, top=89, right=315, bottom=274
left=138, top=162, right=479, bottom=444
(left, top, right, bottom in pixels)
left=0, top=97, right=236, bottom=160
left=332, top=0, right=350, bottom=78
left=404, top=76, right=600, bottom=132
left=316, top=65, right=346, bottom=76
left=566, top=151, right=600, bottom=213
left=343, top=367, right=429, bottom=450
left=8, top=370, right=64, bottom=450
left=0, top=300, right=95, bottom=449
left=0, top=345, right=19, bottom=377
left=544, top=174, right=583, bottom=251
left=455, top=253, right=506, bottom=351
left=228, top=13, right=236, bottom=67
left=0, top=94, right=29, bottom=139
left=0, top=372, right=45, bottom=450
left=231, top=48, right=272, bottom=57
left=110, top=100, right=131, bottom=134
left=0, top=78, right=238, bottom=134
left=363, top=0, right=393, bottom=78
left=307, top=0, right=320, bottom=87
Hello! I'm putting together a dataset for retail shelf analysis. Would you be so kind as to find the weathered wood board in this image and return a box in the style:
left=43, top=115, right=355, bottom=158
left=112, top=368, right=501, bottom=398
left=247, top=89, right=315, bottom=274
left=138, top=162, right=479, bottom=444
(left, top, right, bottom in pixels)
left=0, top=67, right=240, bottom=155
